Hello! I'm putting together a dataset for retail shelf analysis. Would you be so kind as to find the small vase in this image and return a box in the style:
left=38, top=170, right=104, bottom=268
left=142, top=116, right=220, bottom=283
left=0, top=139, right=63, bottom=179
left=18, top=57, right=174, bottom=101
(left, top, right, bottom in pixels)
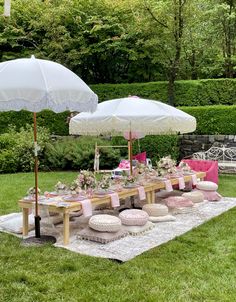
left=85, top=188, right=94, bottom=199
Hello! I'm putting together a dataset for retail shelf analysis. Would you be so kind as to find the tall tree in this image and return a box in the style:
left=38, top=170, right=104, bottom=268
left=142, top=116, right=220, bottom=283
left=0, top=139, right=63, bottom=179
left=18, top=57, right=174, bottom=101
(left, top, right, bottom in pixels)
left=143, top=0, right=188, bottom=106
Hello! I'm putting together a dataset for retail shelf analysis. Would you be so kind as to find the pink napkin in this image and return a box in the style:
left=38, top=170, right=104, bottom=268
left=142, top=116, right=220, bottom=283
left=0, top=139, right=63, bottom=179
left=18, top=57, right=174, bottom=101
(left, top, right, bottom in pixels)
left=79, top=199, right=92, bottom=217
left=164, top=180, right=173, bottom=192
left=178, top=177, right=185, bottom=190
left=138, top=186, right=146, bottom=200
left=110, top=193, right=120, bottom=208
left=191, top=174, right=198, bottom=186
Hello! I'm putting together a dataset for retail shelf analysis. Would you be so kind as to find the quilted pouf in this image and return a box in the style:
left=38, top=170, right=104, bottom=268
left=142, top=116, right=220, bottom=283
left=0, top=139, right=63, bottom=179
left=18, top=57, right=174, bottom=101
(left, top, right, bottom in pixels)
left=142, top=204, right=168, bottom=217
left=119, top=209, right=149, bottom=226
left=164, top=196, right=194, bottom=209
left=89, top=214, right=121, bottom=233
left=196, top=181, right=218, bottom=191
left=142, top=204, right=176, bottom=223
left=195, top=181, right=222, bottom=201
left=182, top=191, right=204, bottom=203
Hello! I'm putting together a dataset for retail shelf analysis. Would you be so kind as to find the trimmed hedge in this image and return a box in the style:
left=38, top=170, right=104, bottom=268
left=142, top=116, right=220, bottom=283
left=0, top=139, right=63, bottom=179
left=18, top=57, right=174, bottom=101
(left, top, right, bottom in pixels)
left=91, top=78, right=236, bottom=106
left=0, top=105, right=234, bottom=136
left=0, top=110, right=69, bottom=135
left=0, top=78, right=236, bottom=136
left=180, top=105, right=236, bottom=135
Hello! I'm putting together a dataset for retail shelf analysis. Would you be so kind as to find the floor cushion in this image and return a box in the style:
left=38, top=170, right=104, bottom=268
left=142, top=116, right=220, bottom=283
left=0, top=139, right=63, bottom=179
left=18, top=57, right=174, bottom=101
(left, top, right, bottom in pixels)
left=195, top=189, right=222, bottom=201
left=164, top=196, right=194, bottom=209
left=149, top=215, right=176, bottom=222
left=77, top=227, right=128, bottom=244
left=119, top=209, right=149, bottom=226
left=89, top=214, right=121, bottom=232
left=196, top=181, right=218, bottom=191
left=182, top=191, right=204, bottom=203
left=142, top=204, right=168, bottom=217
left=122, top=221, right=154, bottom=235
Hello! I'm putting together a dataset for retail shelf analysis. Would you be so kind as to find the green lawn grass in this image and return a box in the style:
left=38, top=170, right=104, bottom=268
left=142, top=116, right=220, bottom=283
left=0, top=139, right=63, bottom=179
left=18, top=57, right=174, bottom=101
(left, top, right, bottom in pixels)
left=0, top=172, right=236, bottom=302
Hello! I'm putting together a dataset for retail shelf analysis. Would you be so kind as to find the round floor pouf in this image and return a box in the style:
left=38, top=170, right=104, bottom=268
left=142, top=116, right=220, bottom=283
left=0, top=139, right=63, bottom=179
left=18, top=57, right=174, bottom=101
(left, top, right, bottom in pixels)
left=196, top=181, right=218, bottom=191
left=182, top=191, right=204, bottom=203
left=89, top=214, right=122, bottom=232
left=164, top=196, right=194, bottom=209
left=119, top=209, right=149, bottom=226
left=142, top=204, right=169, bottom=217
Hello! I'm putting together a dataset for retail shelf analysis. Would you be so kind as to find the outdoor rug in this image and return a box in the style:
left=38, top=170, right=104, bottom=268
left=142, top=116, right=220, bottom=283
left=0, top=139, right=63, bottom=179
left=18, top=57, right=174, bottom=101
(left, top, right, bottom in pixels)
left=1, top=197, right=236, bottom=262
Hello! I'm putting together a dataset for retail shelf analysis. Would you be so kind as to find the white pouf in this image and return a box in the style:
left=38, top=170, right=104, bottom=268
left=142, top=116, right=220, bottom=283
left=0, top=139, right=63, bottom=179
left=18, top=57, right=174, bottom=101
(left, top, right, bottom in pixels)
left=89, top=214, right=121, bottom=233
left=142, top=204, right=168, bottom=217
left=196, top=181, right=218, bottom=191
left=119, top=209, right=149, bottom=226
left=182, top=191, right=204, bottom=203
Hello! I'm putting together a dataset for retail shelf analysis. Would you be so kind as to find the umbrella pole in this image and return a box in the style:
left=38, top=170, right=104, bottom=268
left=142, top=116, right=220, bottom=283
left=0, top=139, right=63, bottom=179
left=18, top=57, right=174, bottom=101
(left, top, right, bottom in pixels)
left=128, top=131, right=133, bottom=175
left=22, top=114, right=56, bottom=246
left=33, top=112, right=41, bottom=238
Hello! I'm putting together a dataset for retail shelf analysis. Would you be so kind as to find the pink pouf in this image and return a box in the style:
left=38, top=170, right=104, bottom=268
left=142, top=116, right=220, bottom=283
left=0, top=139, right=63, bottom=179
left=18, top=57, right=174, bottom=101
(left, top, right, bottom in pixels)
left=119, top=209, right=149, bottom=226
left=195, top=189, right=222, bottom=201
left=195, top=181, right=222, bottom=201
left=164, top=196, right=194, bottom=209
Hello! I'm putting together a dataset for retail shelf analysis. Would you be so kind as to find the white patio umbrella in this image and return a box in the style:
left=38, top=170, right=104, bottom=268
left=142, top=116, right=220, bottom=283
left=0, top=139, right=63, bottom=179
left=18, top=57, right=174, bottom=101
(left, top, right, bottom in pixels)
left=0, top=55, right=98, bottom=243
left=69, top=96, right=196, bottom=174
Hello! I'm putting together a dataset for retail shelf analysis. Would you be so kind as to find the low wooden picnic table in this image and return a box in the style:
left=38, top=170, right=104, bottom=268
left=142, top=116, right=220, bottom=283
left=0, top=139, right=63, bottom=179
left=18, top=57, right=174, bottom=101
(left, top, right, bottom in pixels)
left=18, top=172, right=206, bottom=245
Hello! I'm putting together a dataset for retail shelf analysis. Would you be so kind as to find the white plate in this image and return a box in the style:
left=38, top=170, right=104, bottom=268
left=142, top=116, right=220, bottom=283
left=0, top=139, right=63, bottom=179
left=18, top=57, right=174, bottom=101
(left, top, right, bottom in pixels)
left=23, top=196, right=46, bottom=202
left=123, top=184, right=139, bottom=189
left=94, top=190, right=115, bottom=196
left=56, top=202, right=70, bottom=207
left=62, top=195, right=86, bottom=202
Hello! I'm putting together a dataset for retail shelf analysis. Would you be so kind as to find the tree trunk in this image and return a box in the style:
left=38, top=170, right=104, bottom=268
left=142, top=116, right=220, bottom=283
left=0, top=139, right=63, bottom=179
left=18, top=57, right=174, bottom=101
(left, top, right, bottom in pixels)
left=168, top=65, right=176, bottom=107
left=223, top=0, right=235, bottom=78
left=167, top=0, right=185, bottom=106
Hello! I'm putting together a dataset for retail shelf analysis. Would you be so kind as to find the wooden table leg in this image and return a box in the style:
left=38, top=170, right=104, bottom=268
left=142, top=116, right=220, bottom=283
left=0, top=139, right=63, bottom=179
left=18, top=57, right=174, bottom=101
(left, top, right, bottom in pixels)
left=151, top=190, right=155, bottom=203
left=146, top=192, right=151, bottom=204
left=63, top=212, right=70, bottom=245
left=22, top=208, right=29, bottom=236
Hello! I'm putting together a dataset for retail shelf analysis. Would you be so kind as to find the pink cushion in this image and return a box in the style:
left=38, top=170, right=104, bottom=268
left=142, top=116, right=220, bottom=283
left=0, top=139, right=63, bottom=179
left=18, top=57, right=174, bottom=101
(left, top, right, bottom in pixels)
left=164, top=196, right=194, bottom=209
left=133, top=152, right=147, bottom=163
left=119, top=209, right=149, bottom=226
left=181, top=159, right=218, bottom=184
left=195, top=189, right=222, bottom=201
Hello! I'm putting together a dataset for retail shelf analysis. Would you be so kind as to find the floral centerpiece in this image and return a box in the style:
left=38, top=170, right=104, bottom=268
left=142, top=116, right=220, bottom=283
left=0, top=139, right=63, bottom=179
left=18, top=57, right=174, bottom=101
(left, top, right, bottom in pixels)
left=77, top=170, right=96, bottom=191
left=136, top=163, right=150, bottom=175
left=135, top=162, right=152, bottom=184
left=54, top=181, right=69, bottom=195
left=123, top=174, right=137, bottom=187
left=27, top=186, right=41, bottom=197
left=178, top=161, right=192, bottom=174
left=98, top=174, right=111, bottom=191
left=156, top=156, right=177, bottom=177
left=69, top=180, right=81, bottom=195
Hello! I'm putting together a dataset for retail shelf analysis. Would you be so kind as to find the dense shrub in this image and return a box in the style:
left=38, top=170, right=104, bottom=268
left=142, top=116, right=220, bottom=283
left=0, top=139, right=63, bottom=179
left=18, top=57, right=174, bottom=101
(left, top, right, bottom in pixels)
left=180, top=105, right=236, bottom=135
left=111, top=135, right=180, bottom=164
left=0, top=126, right=51, bottom=173
left=43, top=136, right=120, bottom=171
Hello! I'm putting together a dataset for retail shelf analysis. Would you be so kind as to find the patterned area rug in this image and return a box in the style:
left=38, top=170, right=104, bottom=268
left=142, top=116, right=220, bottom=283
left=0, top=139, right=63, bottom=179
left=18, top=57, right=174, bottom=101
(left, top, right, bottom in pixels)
left=1, top=197, right=236, bottom=262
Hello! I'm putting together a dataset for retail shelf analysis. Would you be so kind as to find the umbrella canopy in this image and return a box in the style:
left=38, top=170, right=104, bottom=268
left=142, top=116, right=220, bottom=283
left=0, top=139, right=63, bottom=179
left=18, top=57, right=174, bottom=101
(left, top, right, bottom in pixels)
left=0, top=55, right=98, bottom=113
left=69, top=97, right=196, bottom=136
left=69, top=97, right=196, bottom=175
left=0, top=55, right=98, bottom=241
